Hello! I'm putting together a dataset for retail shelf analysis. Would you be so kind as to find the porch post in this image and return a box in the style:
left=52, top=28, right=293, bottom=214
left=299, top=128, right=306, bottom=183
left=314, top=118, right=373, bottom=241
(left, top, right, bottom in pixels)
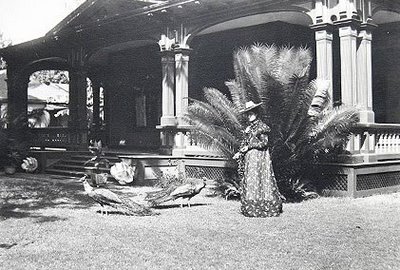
left=175, top=48, right=191, bottom=125
left=160, top=51, right=176, bottom=127
left=173, top=48, right=191, bottom=155
left=68, top=69, right=88, bottom=149
left=336, top=20, right=359, bottom=107
left=157, top=49, right=176, bottom=154
left=91, top=79, right=101, bottom=140
left=6, top=64, right=28, bottom=131
left=357, top=23, right=375, bottom=123
left=334, top=19, right=359, bottom=153
left=312, top=23, right=334, bottom=99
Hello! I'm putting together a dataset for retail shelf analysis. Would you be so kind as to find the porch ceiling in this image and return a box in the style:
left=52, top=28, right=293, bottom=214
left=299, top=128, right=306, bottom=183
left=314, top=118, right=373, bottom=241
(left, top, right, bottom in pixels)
left=1, top=0, right=285, bottom=62
left=2, top=0, right=400, bottom=66
left=47, top=0, right=290, bottom=49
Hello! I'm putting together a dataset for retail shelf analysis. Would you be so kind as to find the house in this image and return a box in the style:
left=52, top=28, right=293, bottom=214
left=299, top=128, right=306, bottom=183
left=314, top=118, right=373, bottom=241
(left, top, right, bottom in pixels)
left=0, top=69, right=69, bottom=127
left=1, top=69, right=46, bottom=117
left=1, top=0, right=400, bottom=196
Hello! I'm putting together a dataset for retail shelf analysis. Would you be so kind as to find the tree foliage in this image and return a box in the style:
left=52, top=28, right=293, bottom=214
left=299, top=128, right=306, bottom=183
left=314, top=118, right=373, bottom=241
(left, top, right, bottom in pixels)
left=30, top=70, right=69, bottom=84
left=185, top=44, right=359, bottom=199
left=0, top=32, right=12, bottom=69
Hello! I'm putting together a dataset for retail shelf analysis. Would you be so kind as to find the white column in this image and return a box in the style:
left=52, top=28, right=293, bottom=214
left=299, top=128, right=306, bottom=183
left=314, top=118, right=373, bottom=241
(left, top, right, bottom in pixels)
left=313, top=24, right=334, bottom=99
left=357, top=23, right=375, bottom=123
left=160, top=51, right=176, bottom=126
left=337, top=21, right=359, bottom=106
left=175, top=48, right=191, bottom=125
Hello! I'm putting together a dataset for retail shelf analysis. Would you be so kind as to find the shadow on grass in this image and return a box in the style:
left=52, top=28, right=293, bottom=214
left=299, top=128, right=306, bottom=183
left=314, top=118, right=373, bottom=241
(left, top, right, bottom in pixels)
left=94, top=210, right=159, bottom=216
left=0, top=174, right=93, bottom=222
left=151, top=203, right=209, bottom=209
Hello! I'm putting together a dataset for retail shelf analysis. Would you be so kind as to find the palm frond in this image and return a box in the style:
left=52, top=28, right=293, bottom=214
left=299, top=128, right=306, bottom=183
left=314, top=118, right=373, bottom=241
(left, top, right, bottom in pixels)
left=203, top=88, right=243, bottom=136
left=187, top=117, right=241, bottom=156
left=274, top=47, right=312, bottom=85
left=184, top=43, right=360, bottom=200
left=310, top=107, right=359, bottom=151
left=187, top=99, right=225, bottom=127
left=281, top=74, right=313, bottom=139
left=233, top=47, right=262, bottom=103
left=225, top=80, right=246, bottom=111
left=258, top=72, right=284, bottom=130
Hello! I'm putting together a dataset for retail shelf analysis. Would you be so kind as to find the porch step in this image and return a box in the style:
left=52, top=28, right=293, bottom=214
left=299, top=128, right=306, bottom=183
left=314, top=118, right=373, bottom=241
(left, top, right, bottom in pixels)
left=69, top=155, right=121, bottom=162
left=51, top=164, right=111, bottom=173
left=42, top=150, right=235, bottom=188
left=44, top=151, right=121, bottom=178
left=45, top=168, right=87, bottom=177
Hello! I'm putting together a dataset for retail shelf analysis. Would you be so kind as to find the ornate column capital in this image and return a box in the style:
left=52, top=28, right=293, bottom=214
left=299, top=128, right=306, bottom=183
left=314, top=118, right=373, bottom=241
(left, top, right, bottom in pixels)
left=311, top=23, right=334, bottom=42
left=359, top=22, right=377, bottom=34
left=160, top=50, right=175, bottom=63
left=310, top=23, right=334, bottom=33
left=334, top=18, right=361, bottom=34
left=158, top=34, right=176, bottom=52
left=174, top=48, right=192, bottom=66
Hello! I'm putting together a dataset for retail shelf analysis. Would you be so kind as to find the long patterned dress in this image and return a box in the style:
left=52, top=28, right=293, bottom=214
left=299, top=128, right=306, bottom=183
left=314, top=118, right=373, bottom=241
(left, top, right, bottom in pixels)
left=237, top=119, right=283, bottom=217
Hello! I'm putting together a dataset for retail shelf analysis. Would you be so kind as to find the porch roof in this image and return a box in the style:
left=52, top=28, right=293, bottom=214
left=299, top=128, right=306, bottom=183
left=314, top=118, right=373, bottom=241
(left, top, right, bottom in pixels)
left=1, top=0, right=400, bottom=66
left=0, top=0, right=287, bottom=62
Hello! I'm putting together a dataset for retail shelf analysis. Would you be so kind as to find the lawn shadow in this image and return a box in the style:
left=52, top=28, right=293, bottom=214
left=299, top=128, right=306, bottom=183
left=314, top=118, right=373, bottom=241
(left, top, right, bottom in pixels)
left=0, top=174, right=94, bottom=222
left=94, top=209, right=159, bottom=216
left=151, top=202, right=210, bottom=209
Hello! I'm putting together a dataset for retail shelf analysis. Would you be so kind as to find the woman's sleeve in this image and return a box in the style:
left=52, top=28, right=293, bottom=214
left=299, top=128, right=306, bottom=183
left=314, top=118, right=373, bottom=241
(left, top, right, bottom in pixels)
left=248, top=124, right=269, bottom=150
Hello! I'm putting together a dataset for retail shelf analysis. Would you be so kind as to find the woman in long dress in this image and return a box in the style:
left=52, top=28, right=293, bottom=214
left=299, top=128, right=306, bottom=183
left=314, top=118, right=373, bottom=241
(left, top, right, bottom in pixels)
left=234, top=101, right=283, bottom=217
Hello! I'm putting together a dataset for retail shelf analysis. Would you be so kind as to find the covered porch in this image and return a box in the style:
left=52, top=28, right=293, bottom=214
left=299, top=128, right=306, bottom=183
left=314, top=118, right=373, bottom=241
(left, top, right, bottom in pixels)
left=1, top=0, right=400, bottom=196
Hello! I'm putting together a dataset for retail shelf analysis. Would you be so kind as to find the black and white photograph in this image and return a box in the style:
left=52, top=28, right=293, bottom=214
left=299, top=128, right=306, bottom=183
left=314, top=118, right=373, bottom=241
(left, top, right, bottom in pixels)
left=0, top=0, right=399, bottom=269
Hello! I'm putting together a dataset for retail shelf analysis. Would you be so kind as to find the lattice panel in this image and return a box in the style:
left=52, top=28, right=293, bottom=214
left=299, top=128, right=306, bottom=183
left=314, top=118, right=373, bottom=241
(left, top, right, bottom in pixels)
left=321, top=174, right=348, bottom=191
left=185, top=166, right=235, bottom=181
left=357, top=172, right=400, bottom=191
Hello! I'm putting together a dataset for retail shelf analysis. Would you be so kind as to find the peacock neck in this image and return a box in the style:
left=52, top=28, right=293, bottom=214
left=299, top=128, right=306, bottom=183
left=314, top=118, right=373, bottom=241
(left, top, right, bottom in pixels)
left=83, top=181, right=93, bottom=193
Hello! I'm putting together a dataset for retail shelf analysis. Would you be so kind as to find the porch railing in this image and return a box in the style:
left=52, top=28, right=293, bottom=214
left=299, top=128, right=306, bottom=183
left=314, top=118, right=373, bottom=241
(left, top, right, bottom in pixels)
left=25, top=123, right=400, bottom=161
left=183, top=123, right=400, bottom=161
left=349, top=123, right=400, bottom=162
left=30, top=127, right=88, bottom=150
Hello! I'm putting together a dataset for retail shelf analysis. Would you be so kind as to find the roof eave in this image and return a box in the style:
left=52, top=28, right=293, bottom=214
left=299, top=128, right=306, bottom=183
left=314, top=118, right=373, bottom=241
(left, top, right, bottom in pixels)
left=45, top=0, right=99, bottom=37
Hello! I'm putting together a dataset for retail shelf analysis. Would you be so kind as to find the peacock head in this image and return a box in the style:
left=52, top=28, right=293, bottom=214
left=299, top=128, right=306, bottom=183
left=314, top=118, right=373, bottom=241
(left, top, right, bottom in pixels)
left=79, top=175, right=89, bottom=183
left=79, top=175, right=93, bottom=191
left=201, top=177, right=207, bottom=187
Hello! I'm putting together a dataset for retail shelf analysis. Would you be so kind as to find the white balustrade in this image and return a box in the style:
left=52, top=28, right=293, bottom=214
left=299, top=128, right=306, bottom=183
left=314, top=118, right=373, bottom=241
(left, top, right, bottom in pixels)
left=349, top=123, right=400, bottom=161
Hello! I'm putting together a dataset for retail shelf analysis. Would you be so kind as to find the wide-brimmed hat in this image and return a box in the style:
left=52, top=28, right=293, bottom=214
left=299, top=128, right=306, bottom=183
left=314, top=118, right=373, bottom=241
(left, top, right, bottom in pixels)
left=240, top=101, right=262, bottom=113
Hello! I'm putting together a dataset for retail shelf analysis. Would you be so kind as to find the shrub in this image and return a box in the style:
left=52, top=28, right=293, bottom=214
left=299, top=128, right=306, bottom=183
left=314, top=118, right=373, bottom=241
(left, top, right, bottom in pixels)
left=185, top=44, right=359, bottom=200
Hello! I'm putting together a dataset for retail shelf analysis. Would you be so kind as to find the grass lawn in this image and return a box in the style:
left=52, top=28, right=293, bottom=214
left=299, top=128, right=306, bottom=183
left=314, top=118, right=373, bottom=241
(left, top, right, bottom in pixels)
left=0, top=173, right=399, bottom=270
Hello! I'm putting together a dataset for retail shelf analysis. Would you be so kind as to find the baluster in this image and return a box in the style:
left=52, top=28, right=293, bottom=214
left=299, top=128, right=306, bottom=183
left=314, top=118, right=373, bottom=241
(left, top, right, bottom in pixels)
left=360, top=131, right=367, bottom=152
left=184, top=131, right=190, bottom=147
left=391, top=133, right=396, bottom=153
left=375, top=133, right=383, bottom=153
left=193, top=130, right=198, bottom=146
left=354, top=133, right=361, bottom=152
left=369, top=132, right=375, bottom=154
left=388, top=133, right=394, bottom=153
left=383, top=133, right=389, bottom=153
left=346, top=134, right=354, bottom=152
left=381, top=133, right=387, bottom=153
left=385, top=133, right=390, bottom=153
left=394, top=133, right=400, bottom=153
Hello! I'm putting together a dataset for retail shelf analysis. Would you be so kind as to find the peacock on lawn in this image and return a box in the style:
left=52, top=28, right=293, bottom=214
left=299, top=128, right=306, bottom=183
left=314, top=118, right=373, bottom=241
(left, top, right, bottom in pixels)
left=145, top=178, right=206, bottom=208
left=81, top=175, right=156, bottom=216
